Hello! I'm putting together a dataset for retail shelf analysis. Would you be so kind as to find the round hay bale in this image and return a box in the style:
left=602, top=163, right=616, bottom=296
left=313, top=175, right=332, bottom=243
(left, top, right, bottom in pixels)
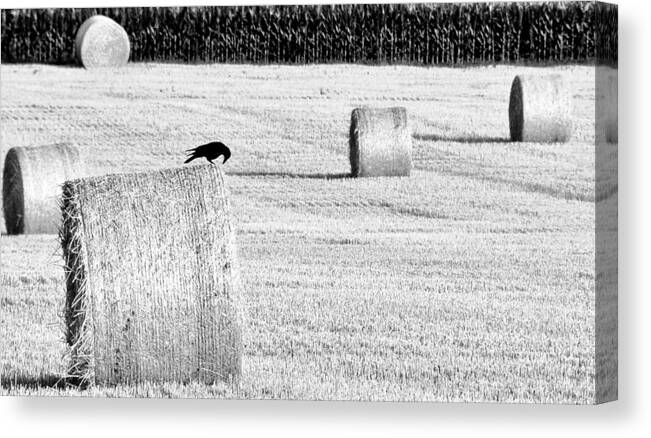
left=596, top=67, right=618, bottom=144
left=0, top=148, right=6, bottom=235
left=61, top=165, right=244, bottom=386
left=605, top=73, right=618, bottom=143
left=508, top=74, right=573, bottom=143
left=75, top=15, right=130, bottom=69
left=3, top=143, right=84, bottom=234
left=349, top=107, right=412, bottom=177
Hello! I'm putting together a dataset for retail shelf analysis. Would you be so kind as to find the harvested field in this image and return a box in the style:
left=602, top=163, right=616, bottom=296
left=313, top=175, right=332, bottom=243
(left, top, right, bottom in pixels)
left=0, top=63, right=615, bottom=402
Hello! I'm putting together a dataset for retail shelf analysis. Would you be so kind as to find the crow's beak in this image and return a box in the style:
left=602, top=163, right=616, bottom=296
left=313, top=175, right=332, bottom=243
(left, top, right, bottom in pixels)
left=223, top=156, right=229, bottom=164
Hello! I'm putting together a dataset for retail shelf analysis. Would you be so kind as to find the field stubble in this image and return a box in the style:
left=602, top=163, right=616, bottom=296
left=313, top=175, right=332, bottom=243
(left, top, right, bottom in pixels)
left=0, top=63, right=610, bottom=402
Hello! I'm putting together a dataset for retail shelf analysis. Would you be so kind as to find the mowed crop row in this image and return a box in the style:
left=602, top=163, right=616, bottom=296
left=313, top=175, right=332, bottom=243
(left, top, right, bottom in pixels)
left=1, top=3, right=617, bottom=65
left=0, top=64, right=609, bottom=401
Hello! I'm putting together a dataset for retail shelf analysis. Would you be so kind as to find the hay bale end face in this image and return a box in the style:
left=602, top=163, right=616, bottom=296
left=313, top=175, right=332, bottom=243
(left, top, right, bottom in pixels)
left=75, top=15, right=130, bottom=69
left=3, top=143, right=84, bottom=235
left=61, top=165, right=244, bottom=386
left=508, top=74, right=573, bottom=143
left=349, top=107, right=412, bottom=177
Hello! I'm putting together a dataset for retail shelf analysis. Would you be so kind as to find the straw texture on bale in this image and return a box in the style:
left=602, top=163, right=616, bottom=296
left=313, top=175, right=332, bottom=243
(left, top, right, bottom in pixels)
left=61, top=165, right=243, bottom=386
left=75, top=15, right=130, bottom=69
left=508, top=74, right=573, bottom=143
left=349, top=107, right=412, bottom=177
left=3, top=143, right=83, bottom=235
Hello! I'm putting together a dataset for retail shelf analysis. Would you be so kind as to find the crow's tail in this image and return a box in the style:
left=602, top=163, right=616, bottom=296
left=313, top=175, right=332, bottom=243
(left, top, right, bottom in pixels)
left=184, top=155, right=196, bottom=164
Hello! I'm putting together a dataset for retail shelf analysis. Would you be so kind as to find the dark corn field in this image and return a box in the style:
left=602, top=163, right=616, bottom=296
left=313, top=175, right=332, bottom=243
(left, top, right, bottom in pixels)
left=1, top=2, right=617, bottom=66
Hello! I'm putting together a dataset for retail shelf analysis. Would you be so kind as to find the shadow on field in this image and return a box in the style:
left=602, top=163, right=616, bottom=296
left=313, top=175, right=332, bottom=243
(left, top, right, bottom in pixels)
left=227, top=171, right=352, bottom=180
left=413, top=133, right=510, bottom=143
left=1, top=372, right=83, bottom=391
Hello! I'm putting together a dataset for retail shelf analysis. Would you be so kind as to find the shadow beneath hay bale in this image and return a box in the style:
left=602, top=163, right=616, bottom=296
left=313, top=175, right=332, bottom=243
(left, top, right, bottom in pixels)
left=1, top=372, right=86, bottom=391
left=227, top=171, right=352, bottom=180
left=412, top=133, right=510, bottom=144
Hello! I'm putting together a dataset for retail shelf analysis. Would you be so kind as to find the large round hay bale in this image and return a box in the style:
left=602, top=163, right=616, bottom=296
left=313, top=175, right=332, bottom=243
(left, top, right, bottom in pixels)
left=349, top=107, right=412, bottom=177
left=75, top=15, right=130, bottom=69
left=61, top=165, right=244, bottom=386
left=508, top=74, right=573, bottom=143
left=3, top=143, right=84, bottom=235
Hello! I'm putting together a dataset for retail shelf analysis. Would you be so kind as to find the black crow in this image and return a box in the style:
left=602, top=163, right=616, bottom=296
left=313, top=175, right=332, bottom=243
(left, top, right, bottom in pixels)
left=184, top=141, right=231, bottom=165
